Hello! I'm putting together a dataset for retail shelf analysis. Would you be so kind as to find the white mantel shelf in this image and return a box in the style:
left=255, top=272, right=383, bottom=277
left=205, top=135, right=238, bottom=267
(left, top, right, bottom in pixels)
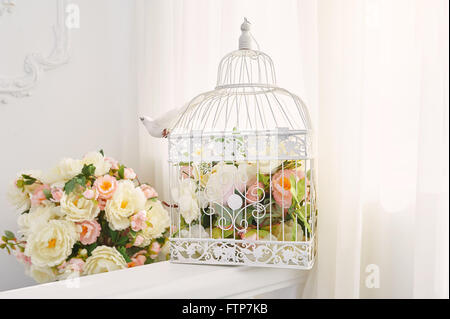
left=0, top=261, right=308, bottom=299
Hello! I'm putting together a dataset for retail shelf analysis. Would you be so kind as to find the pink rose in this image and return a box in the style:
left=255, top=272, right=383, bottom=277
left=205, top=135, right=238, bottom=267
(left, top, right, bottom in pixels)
left=94, top=175, right=118, bottom=199
left=77, top=220, right=101, bottom=245
left=180, top=166, right=193, bottom=179
left=271, top=169, right=306, bottom=213
left=149, top=242, right=161, bottom=259
left=97, top=198, right=107, bottom=210
left=31, top=184, right=50, bottom=206
left=58, top=258, right=85, bottom=273
left=245, top=181, right=265, bottom=204
left=134, top=235, right=144, bottom=246
left=67, top=258, right=85, bottom=272
left=123, top=168, right=136, bottom=180
left=128, top=255, right=146, bottom=268
left=105, top=157, right=119, bottom=170
left=82, top=188, right=96, bottom=200
left=272, top=169, right=305, bottom=183
left=140, top=184, right=158, bottom=199
left=131, top=250, right=147, bottom=265
left=14, top=251, right=31, bottom=266
left=130, top=210, right=147, bottom=232
left=132, top=250, right=147, bottom=259
left=273, top=190, right=292, bottom=212
left=50, top=187, right=63, bottom=202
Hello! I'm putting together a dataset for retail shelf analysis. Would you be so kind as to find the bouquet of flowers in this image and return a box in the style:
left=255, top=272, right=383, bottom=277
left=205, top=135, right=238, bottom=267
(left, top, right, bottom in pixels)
left=1, top=151, right=170, bottom=283
left=171, top=159, right=313, bottom=242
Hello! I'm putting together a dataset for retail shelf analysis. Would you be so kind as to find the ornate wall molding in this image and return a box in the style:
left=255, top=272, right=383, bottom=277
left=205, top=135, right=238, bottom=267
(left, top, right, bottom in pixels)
left=0, top=0, right=70, bottom=103
left=0, top=0, right=16, bottom=16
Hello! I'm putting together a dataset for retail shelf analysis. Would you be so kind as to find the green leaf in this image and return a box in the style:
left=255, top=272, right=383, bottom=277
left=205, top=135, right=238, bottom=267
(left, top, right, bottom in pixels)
left=21, top=209, right=30, bottom=215
left=289, top=175, right=298, bottom=200
left=76, top=175, right=87, bottom=186
left=16, top=179, right=24, bottom=189
left=156, top=236, right=166, bottom=245
left=211, top=227, right=222, bottom=239
left=116, top=236, right=128, bottom=246
left=306, top=169, right=311, bottom=180
left=292, top=204, right=312, bottom=234
left=85, top=243, right=97, bottom=256
left=108, top=228, right=119, bottom=243
left=297, top=179, right=306, bottom=202
left=64, top=178, right=77, bottom=194
left=21, top=174, right=37, bottom=185
left=289, top=175, right=306, bottom=204
left=82, top=164, right=96, bottom=177
left=99, top=149, right=104, bottom=156
left=258, top=173, right=270, bottom=187
left=224, top=228, right=234, bottom=238
left=117, top=246, right=131, bottom=263
left=68, top=242, right=82, bottom=259
left=118, top=165, right=125, bottom=179
left=4, top=230, right=15, bottom=240
left=128, top=229, right=137, bottom=238
left=43, top=188, right=52, bottom=200
left=298, top=204, right=311, bottom=220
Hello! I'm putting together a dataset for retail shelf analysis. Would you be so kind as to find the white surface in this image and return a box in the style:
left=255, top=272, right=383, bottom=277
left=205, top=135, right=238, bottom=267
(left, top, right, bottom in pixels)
left=0, top=261, right=307, bottom=299
left=0, top=0, right=138, bottom=291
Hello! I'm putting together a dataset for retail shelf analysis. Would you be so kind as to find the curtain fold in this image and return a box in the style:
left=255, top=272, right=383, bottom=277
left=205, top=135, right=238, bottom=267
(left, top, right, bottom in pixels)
left=137, top=0, right=448, bottom=298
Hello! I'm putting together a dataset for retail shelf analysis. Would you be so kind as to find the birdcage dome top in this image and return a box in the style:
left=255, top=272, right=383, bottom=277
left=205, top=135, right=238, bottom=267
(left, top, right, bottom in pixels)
left=215, top=49, right=277, bottom=88
left=170, top=19, right=312, bottom=136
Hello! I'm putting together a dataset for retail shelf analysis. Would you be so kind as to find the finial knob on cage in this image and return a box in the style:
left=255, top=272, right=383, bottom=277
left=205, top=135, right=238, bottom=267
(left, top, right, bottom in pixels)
left=239, top=17, right=252, bottom=50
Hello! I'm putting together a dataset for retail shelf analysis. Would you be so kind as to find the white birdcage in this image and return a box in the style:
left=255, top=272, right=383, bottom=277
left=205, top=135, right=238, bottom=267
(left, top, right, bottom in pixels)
left=167, top=19, right=317, bottom=269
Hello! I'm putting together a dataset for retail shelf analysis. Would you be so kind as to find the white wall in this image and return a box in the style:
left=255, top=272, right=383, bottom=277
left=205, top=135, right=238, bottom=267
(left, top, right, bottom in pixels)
left=0, top=0, right=138, bottom=291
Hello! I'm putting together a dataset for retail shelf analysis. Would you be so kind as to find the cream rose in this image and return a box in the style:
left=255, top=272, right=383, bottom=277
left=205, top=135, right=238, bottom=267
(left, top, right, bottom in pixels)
left=272, top=220, right=304, bottom=241
left=256, top=160, right=283, bottom=175
left=171, top=179, right=200, bottom=224
left=7, top=180, right=30, bottom=211
left=26, top=265, right=58, bottom=283
left=25, top=220, right=78, bottom=267
left=17, top=205, right=62, bottom=239
left=60, top=192, right=100, bottom=222
left=83, top=246, right=127, bottom=275
left=44, top=158, right=83, bottom=184
left=82, top=151, right=112, bottom=176
left=236, top=162, right=257, bottom=187
left=105, top=180, right=146, bottom=230
left=134, top=200, right=170, bottom=247
left=204, top=162, right=241, bottom=203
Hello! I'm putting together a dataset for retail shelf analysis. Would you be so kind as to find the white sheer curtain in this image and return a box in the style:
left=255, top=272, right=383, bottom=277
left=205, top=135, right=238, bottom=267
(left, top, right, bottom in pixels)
left=137, top=0, right=449, bottom=298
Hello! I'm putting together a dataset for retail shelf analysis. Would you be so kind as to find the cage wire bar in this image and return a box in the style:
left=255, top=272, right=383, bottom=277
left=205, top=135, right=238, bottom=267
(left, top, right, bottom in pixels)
left=167, top=19, right=317, bottom=269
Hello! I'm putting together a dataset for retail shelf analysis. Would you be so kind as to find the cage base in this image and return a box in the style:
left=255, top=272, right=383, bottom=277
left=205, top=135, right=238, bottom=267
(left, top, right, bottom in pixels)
left=169, top=238, right=315, bottom=270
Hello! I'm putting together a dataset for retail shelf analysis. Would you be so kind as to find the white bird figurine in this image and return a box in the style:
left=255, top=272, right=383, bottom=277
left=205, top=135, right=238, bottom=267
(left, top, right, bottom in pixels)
left=139, top=103, right=189, bottom=138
